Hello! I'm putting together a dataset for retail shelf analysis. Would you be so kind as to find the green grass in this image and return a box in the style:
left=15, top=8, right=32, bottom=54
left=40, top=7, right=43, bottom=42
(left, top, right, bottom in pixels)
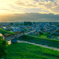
left=32, top=34, right=52, bottom=40
left=22, top=35, right=59, bottom=44
left=39, top=35, right=47, bottom=38
left=6, top=43, right=59, bottom=59
left=31, top=35, right=53, bottom=40
left=18, top=35, right=59, bottom=48
left=32, top=35, right=47, bottom=38
left=0, top=28, right=14, bottom=35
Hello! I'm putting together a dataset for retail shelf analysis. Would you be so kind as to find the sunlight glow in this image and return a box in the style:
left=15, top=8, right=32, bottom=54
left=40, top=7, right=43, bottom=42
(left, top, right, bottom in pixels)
left=0, top=0, right=59, bottom=14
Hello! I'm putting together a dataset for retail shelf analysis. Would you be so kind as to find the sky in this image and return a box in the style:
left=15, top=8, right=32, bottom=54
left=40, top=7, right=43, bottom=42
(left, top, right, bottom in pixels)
left=0, top=0, right=59, bottom=22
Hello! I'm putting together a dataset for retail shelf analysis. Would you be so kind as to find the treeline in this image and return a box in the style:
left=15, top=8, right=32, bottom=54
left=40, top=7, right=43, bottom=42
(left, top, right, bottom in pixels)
left=24, top=22, right=32, bottom=25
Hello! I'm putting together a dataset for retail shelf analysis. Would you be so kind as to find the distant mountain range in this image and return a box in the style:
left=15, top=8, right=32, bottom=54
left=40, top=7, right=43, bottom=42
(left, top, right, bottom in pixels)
left=0, top=13, right=59, bottom=22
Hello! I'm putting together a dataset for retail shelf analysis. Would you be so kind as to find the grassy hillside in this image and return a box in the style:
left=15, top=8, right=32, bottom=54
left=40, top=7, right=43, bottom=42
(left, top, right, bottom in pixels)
left=0, top=28, right=14, bottom=35
left=6, top=43, right=59, bottom=59
left=18, top=35, right=59, bottom=48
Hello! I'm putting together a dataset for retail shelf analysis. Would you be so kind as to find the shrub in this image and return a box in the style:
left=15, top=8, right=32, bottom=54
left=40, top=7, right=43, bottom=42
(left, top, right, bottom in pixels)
left=0, top=36, right=8, bottom=58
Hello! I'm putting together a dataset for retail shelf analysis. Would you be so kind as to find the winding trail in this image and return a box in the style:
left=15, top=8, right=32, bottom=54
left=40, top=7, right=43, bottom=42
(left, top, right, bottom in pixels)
left=17, top=40, right=59, bottom=51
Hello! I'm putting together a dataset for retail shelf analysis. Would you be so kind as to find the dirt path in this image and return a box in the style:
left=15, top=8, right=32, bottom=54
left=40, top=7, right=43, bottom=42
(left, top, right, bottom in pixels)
left=17, top=40, right=59, bottom=51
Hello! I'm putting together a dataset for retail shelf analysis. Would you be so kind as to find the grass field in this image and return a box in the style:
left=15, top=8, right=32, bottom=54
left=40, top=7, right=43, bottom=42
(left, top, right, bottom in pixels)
left=39, top=35, right=47, bottom=38
left=6, top=43, right=59, bottom=59
left=0, top=28, right=14, bottom=35
left=32, top=35, right=47, bottom=38
left=18, top=35, right=59, bottom=48
left=33, top=34, right=58, bottom=41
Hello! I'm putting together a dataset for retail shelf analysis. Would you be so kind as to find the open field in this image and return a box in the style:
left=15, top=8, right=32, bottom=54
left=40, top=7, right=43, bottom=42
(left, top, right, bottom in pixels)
left=18, top=35, right=59, bottom=48
left=32, top=35, right=58, bottom=41
left=6, top=43, right=59, bottom=59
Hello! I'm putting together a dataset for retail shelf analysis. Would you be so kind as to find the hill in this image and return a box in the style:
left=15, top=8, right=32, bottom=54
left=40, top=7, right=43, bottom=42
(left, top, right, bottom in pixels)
left=0, top=28, right=14, bottom=35
left=6, top=43, right=59, bottom=59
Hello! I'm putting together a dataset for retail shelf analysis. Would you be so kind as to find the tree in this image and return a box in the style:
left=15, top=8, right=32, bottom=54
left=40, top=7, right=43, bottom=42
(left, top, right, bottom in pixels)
left=10, top=23, right=13, bottom=25
left=0, top=36, right=8, bottom=58
left=24, top=21, right=32, bottom=26
left=39, top=31, right=43, bottom=35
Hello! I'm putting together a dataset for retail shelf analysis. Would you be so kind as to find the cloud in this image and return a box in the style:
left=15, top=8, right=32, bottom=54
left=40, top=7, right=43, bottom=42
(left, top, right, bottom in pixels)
left=0, top=0, right=25, bottom=14
left=0, top=0, right=59, bottom=14
left=16, top=0, right=37, bottom=8
left=15, top=0, right=59, bottom=14
left=37, top=0, right=59, bottom=14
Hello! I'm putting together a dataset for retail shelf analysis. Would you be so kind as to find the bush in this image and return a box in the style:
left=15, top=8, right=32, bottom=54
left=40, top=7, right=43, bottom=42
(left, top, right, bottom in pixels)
left=0, top=36, right=8, bottom=58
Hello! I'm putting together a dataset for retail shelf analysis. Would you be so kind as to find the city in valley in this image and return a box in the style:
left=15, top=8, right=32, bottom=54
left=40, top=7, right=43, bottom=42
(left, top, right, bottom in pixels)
left=0, top=22, right=59, bottom=40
